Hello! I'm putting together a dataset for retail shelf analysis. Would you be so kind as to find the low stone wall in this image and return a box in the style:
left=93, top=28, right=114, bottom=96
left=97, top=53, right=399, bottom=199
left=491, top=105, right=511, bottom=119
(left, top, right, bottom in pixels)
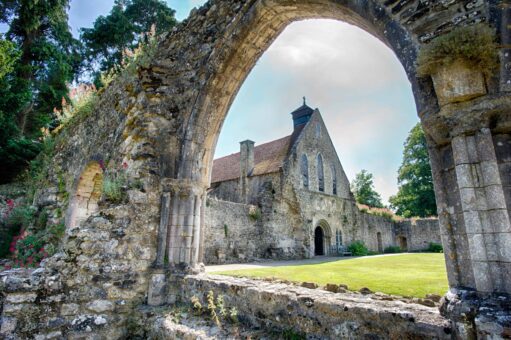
left=176, top=274, right=452, bottom=339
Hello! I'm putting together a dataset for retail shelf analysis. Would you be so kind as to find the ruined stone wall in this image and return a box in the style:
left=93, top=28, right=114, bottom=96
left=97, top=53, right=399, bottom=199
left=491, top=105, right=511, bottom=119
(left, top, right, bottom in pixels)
left=205, top=189, right=439, bottom=263
left=203, top=198, right=263, bottom=264
left=175, top=274, right=452, bottom=339
left=396, top=218, right=442, bottom=252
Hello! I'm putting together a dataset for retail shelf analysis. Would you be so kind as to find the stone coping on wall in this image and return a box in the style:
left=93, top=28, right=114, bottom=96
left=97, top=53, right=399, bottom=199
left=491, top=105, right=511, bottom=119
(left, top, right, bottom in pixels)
left=178, top=274, right=453, bottom=339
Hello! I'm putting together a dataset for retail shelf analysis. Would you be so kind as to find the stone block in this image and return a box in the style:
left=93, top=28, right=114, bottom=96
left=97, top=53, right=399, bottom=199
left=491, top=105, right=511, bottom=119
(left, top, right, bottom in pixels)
left=488, top=209, right=511, bottom=233
left=467, top=233, right=487, bottom=261
left=463, top=211, right=483, bottom=234
left=431, top=60, right=486, bottom=106
left=484, top=185, right=507, bottom=210
left=475, top=130, right=497, bottom=163
left=472, top=261, right=493, bottom=293
left=452, top=136, right=469, bottom=165
left=61, top=303, right=80, bottom=316
left=5, top=293, right=37, bottom=304
left=86, top=299, right=114, bottom=313
left=466, top=135, right=480, bottom=164
left=455, top=164, right=474, bottom=189
left=0, top=317, right=17, bottom=336
left=301, top=282, right=318, bottom=289
left=325, top=284, right=339, bottom=293
left=480, top=161, right=501, bottom=187
left=496, top=233, right=511, bottom=262
left=459, top=187, right=477, bottom=211
left=148, top=273, right=167, bottom=306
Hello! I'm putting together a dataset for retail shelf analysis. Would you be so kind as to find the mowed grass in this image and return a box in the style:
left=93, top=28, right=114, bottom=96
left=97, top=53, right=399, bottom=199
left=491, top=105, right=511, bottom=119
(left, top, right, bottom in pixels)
left=216, top=253, right=448, bottom=298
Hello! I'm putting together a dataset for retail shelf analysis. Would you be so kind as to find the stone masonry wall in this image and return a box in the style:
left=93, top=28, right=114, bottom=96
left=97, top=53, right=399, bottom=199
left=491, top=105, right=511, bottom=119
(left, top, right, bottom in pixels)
left=396, top=219, right=442, bottom=252
left=175, top=274, right=452, bottom=339
left=204, top=199, right=263, bottom=264
left=205, top=194, right=440, bottom=264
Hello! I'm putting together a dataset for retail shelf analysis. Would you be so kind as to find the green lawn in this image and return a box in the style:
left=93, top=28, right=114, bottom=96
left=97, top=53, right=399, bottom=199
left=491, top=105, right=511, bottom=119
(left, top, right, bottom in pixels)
left=216, top=253, right=448, bottom=298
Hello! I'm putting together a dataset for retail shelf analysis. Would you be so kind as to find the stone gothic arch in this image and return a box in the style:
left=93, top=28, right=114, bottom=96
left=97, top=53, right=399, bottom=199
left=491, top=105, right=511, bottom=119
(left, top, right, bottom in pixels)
left=144, top=2, right=511, bottom=306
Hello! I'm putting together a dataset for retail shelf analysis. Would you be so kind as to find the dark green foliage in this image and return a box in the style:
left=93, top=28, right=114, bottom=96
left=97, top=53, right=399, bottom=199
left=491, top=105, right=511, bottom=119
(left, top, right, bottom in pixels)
left=347, top=241, right=369, bottom=256
left=0, top=37, right=19, bottom=79
left=281, top=329, right=306, bottom=340
left=384, top=246, right=402, bottom=254
left=426, top=242, right=443, bottom=253
left=351, top=170, right=383, bottom=208
left=0, top=0, right=81, bottom=183
left=389, top=124, right=437, bottom=218
left=80, top=0, right=177, bottom=84
left=0, top=205, right=36, bottom=258
left=417, top=24, right=498, bottom=78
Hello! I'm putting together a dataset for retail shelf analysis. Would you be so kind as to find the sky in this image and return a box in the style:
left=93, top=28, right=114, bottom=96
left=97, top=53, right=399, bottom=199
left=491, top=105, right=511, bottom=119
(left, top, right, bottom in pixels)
left=5, top=0, right=419, bottom=204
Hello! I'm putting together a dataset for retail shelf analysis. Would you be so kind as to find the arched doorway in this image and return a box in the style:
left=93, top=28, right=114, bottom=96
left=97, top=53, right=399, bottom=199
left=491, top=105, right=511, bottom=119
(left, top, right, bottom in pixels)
left=314, top=226, right=324, bottom=256
left=398, top=236, right=408, bottom=252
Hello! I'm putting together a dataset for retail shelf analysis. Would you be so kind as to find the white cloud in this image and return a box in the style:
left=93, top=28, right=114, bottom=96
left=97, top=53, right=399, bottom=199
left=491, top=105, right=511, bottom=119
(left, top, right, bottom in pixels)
left=217, top=19, right=419, bottom=205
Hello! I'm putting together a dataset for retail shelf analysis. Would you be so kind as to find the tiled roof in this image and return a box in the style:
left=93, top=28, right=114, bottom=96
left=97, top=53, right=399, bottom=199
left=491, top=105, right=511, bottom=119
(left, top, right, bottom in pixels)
left=211, top=135, right=292, bottom=183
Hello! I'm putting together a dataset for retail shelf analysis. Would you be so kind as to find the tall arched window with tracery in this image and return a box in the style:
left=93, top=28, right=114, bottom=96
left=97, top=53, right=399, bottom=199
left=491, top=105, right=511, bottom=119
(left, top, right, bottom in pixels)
left=331, top=165, right=337, bottom=195
left=301, top=154, right=309, bottom=189
left=317, top=154, right=324, bottom=192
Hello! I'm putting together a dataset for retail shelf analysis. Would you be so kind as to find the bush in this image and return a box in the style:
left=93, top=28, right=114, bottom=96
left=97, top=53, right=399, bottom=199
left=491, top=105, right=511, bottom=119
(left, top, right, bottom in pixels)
left=248, top=206, right=261, bottom=221
left=348, top=241, right=368, bottom=256
left=427, top=242, right=443, bottom=253
left=384, top=246, right=402, bottom=254
left=417, top=24, right=499, bottom=78
left=102, top=169, right=127, bottom=203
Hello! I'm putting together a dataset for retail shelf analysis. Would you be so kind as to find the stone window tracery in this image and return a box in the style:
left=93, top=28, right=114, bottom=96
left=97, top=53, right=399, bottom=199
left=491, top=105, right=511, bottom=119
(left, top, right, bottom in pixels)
left=301, top=154, right=309, bottom=189
left=317, top=154, right=324, bottom=192
left=331, top=165, right=337, bottom=195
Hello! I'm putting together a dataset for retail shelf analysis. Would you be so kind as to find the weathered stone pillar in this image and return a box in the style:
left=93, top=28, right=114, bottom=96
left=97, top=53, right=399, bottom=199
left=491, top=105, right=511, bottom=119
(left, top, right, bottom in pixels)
left=154, top=180, right=207, bottom=270
left=451, top=129, right=511, bottom=294
left=430, top=127, right=511, bottom=337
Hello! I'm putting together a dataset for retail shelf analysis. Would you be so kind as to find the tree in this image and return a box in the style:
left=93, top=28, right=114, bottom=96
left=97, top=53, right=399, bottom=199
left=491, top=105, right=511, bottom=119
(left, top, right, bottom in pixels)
left=389, top=123, right=437, bottom=218
left=0, top=0, right=80, bottom=183
left=0, top=37, right=19, bottom=79
left=351, top=170, right=384, bottom=208
left=80, top=0, right=177, bottom=83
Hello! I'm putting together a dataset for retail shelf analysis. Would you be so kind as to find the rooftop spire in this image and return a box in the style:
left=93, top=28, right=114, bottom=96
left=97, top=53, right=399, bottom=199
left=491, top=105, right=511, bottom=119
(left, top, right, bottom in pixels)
left=303, top=96, right=306, bottom=106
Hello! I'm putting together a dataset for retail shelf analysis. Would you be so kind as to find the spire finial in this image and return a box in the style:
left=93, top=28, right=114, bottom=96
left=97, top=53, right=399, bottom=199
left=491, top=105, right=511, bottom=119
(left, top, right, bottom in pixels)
left=303, top=96, right=306, bottom=105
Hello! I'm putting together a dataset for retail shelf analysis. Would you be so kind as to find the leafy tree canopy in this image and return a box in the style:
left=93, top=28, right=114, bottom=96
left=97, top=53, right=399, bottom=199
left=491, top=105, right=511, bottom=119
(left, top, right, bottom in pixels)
left=389, top=123, right=437, bottom=218
left=80, top=0, right=177, bottom=82
left=351, top=170, right=384, bottom=208
left=0, top=37, right=19, bottom=79
left=0, top=0, right=80, bottom=183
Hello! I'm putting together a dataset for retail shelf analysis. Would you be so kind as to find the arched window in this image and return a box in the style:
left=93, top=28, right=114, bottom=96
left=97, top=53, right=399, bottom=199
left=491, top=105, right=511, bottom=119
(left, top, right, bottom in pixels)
left=336, top=230, right=343, bottom=248
left=315, top=122, right=321, bottom=138
left=301, top=154, right=309, bottom=188
left=331, top=165, right=337, bottom=195
left=317, top=154, right=324, bottom=192
left=67, top=162, right=103, bottom=229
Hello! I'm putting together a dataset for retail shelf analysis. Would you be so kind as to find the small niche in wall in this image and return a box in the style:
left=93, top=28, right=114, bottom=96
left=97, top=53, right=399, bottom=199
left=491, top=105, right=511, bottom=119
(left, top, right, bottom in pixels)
left=67, top=162, right=104, bottom=229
